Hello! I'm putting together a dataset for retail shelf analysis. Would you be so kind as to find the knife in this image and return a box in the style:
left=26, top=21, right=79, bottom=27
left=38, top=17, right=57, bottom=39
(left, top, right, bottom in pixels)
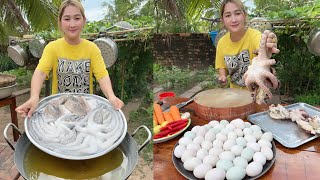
left=162, top=98, right=194, bottom=112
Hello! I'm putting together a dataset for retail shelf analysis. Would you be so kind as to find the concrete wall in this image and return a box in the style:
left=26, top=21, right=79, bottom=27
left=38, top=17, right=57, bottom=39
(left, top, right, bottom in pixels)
left=152, top=33, right=216, bottom=70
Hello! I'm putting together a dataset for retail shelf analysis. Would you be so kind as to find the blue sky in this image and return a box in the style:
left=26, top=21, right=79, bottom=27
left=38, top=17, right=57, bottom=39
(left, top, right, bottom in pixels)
left=82, top=0, right=112, bottom=21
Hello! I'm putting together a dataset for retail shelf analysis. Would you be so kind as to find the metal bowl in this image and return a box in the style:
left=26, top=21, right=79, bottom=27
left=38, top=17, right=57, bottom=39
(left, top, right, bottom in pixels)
left=0, top=83, right=16, bottom=99
left=25, top=93, right=128, bottom=160
left=7, top=44, right=28, bottom=66
left=29, top=37, right=46, bottom=58
left=307, top=28, right=320, bottom=56
left=93, top=37, right=118, bottom=68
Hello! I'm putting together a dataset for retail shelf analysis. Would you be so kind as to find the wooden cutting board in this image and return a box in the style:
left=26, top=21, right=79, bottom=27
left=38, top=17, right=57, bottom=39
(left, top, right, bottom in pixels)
left=194, top=88, right=255, bottom=121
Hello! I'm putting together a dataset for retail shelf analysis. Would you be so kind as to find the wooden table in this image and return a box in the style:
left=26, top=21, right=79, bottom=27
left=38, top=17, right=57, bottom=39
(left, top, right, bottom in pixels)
left=0, top=95, right=19, bottom=141
left=153, top=97, right=320, bottom=180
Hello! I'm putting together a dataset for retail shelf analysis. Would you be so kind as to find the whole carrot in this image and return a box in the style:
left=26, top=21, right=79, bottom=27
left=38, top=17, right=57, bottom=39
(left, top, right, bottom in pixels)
left=153, top=111, right=158, bottom=127
left=153, top=103, right=165, bottom=124
left=163, top=112, right=174, bottom=122
left=170, top=106, right=181, bottom=121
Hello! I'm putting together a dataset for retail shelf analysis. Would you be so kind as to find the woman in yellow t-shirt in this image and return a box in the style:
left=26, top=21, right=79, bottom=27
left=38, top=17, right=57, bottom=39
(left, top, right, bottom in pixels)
left=215, top=0, right=280, bottom=88
left=16, top=0, right=124, bottom=118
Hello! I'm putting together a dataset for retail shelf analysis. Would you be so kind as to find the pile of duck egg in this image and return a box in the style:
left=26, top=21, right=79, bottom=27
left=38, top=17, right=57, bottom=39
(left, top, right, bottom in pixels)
left=174, top=119, right=274, bottom=180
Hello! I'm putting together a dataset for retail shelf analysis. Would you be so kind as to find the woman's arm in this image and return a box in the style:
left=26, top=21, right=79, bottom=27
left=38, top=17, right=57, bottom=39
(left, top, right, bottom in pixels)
left=15, top=70, right=47, bottom=117
left=98, top=75, right=124, bottom=110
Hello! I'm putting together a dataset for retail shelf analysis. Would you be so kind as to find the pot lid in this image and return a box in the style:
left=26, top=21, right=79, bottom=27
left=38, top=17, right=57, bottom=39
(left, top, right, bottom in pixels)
left=93, top=37, right=118, bottom=68
left=7, top=45, right=28, bottom=66
left=29, top=37, right=46, bottom=58
left=307, top=28, right=320, bottom=56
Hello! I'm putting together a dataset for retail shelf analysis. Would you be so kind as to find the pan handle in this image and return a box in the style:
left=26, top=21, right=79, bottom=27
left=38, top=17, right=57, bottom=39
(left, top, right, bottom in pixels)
left=131, top=125, right=152, bottom=153
left=3, top=123, right=22, bottom=151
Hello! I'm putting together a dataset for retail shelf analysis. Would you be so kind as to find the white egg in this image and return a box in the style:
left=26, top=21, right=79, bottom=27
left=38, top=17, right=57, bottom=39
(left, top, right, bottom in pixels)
left=226, top=166, right=246, bottom=180
left=236, top=137, right=247, bottom=147
left=253, top=152, right=267, bottom=165
left=230, top=145, right=243, bottom=156
left=244, top=134, right=256, bottom=143
left=215, top=124, right=225, bottom=131
left=181, top=149, right=197, bottom=163
left=184, top=157, right=202, bottom=171
left=258, top=139, right=272, bottom=149
left=210, top=127, right=221, bottom=134
left=197, top=126, right=208, bottom=137
left=243, top=128, right=253, bottom=135
left=191, top=125, right=201, bottom=133
left=209, top=120, right=219, bottom=128
left=247, top=142, right=260, bottom=152
left=244, top=122, right=251, bottom=128
left=230, top=119, right=245, bottom=129
left=220, top=128, right=232, bottom=135
left=227, top=131, right=238, bottom=140
left=241, top=147, right=255, bottom=162
left=246, top=161, right=263, bottom=177
left=216, top=133, right=228, bottom=142
left=261, top=132, right=273, bottom=142
left=220, top=120, right=229, bottom=126
left=203, top=154, right=219, bottom=167
left=197, top=148, right=209, bottom=160
left=223, top=139, right=236, bottom=151
left=225, top=124, right=236, bottom=131
left=184, top=131, right=196, bottom=140
left=234, top=129, right=244, bottom=137
left=174, top=145, right=186, bottom=158
left=261, top=146, right=274, bottom=160
left=250, top=125, right=261, bottom=132
left=179, top=137, right=193, bottom=146
left=212, top=139, right=224, bottom=148
left=233, top=156, right=248, bottom=168
left=204, top=124, right=212, bottom=130
left=219, top=151, right=235, bottom=161
left=252, top=130, right=263, bottom=140
left=193, top=163, right=212, bottom=178
left=202, top=140, right=213, bottom=150
left=209, top=147, right=224, bottom=156
left=187, top=143, right=201, bottom=152
left=205, top=168, right=226, bottom=180
left=193, top=136, right=205, bottom=145
left=205, top=131, right=216, bottom=142
left=216, top=159, right=234, bottom=172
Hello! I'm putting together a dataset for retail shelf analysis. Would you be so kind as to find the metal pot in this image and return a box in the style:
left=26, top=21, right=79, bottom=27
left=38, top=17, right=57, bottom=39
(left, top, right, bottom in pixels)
left=0, top=83, right=16, bottom=99
left=4, top=123, right=151, bottom=180
left=307, top=28, right=320, bottom=56
left=28, top=37, right=46, bottom=58
left=7, top=44, right=28, bottom=66
left=93, top=37, right=118, bottom=68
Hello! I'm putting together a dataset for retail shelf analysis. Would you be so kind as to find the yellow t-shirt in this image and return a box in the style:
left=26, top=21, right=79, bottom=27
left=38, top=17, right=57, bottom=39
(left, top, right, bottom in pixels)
left=215, top=27, right=261, bottom=88
left=36, top=38, right=108, bottom=94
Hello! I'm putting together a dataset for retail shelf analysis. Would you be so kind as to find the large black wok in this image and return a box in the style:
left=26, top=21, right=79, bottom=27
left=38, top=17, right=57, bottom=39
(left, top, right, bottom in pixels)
left=4, top=123, right=151, bottom=180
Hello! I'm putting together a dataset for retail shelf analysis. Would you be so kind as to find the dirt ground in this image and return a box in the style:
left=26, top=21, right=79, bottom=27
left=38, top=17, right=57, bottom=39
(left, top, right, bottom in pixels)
left=0, top=93, right=153, bottom=180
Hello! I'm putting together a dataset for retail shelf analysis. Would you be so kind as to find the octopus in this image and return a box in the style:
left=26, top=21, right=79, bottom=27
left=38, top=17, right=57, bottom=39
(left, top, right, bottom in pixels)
left=268, top=104, right=320, bottom=134
left=243, top=30, right=279, bottom=104
left=27, top=94, right=125, bottom=157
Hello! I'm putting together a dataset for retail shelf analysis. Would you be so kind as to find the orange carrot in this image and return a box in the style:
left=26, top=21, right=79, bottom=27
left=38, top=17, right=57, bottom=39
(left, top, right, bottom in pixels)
left=170, top=106, right=181, bottom=121
left=154, top=103, right=165, bottom=124
left=163, top=112, right=174, bottom=122
left=153, top=111, right=158, bottom=127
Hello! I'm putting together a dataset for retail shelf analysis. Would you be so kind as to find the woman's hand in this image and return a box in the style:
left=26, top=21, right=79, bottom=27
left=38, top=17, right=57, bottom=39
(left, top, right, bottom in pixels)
left=265, top=30, right=280, bottom=55
left=217, top=75, right=227, bottom=85
left=15, top=96, right=39, bottom=118
left=108, top=95, right=124, bottom=110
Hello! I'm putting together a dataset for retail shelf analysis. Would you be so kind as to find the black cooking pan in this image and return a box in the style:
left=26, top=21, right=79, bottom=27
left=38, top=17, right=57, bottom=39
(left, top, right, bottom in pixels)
left=4, top=123, right=151, bottom=180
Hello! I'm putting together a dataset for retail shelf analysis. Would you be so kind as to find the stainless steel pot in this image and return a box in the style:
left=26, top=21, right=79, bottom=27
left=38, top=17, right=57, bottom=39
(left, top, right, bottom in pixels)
left=4, top=123, right=151, bottom=180
left=93, top=37, right=118, bottom=68
left=7, top=44, right=28, bottom=66
left=28, top=37, right=46, bottom=58
left=307, top=28, right=320, bottom=56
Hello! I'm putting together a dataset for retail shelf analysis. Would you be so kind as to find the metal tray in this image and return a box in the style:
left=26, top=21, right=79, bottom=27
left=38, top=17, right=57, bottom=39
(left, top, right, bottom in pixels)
left=172, top=141, right=276, bottom=180
left=248, top=102, right=320, bottom=148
